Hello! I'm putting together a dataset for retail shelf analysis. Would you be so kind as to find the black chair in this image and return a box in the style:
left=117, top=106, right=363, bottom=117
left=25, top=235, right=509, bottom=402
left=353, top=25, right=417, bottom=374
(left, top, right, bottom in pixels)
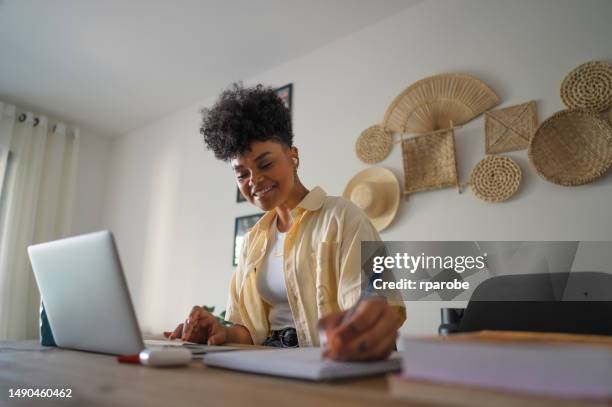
left=456, top=272, right=612, bottom=336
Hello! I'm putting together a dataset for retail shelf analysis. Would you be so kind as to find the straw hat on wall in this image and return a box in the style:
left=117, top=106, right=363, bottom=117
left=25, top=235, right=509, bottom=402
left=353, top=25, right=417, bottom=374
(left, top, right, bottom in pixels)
left=343, top=167, right=400, bottom=232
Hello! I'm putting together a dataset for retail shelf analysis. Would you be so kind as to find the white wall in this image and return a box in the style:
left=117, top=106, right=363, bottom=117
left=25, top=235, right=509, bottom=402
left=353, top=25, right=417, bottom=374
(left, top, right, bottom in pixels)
left=103, top=0, right=612, bottom=337
left=71, top=130, right=112, bottom=235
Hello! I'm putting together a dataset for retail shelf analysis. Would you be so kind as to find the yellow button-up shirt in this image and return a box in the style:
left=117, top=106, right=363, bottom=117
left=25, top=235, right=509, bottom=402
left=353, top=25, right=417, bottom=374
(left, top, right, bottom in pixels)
left=225, top=186, right=406, bottom=346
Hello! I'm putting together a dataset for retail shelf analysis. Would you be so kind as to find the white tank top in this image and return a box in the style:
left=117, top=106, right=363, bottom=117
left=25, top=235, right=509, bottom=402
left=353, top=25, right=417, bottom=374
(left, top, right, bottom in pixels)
left=255, top=220, right=295, bottom=330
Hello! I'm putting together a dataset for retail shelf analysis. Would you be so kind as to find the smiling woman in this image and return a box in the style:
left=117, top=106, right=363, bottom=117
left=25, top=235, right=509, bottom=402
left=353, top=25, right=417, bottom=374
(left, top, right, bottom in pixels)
left=163, top=83, right=405, bottom=361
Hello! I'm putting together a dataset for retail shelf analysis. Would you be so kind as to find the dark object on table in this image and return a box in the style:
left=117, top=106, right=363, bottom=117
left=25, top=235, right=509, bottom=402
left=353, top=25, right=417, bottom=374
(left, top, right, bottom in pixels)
left=438, top=308, right=465, bottom=335
left=458, top=272, right=612, bottom=336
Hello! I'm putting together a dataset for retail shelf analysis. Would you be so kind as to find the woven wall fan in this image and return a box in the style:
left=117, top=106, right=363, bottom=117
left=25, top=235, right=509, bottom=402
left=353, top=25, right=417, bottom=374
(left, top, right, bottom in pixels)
left=383, top=74, right=500, bottom=134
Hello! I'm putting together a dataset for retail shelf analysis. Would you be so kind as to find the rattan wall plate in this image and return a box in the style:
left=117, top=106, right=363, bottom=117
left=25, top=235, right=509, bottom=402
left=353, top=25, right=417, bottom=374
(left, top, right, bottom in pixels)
left=485, top=101, right=538, bottom=154
left=383, top=74, right=500, bottom=134
left=470, top=156, right=521, bottom=202
left=529, top=109, right=612, bottom=186
left=401, top=129, right=458, bottom=193
left=355, top=125, right=393, bottom=164
left=561, top=61, right=612, bottom=112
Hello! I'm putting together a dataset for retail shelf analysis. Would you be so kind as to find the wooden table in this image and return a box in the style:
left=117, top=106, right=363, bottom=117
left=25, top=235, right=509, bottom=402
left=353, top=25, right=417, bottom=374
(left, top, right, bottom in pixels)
left=0, top=341, right=424, bottom=407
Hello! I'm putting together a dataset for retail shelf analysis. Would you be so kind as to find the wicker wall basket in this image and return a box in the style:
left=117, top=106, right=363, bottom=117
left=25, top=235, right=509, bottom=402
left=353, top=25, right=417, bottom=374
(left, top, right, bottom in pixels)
left=560, top=61, right=612, bottom=112
left=383, top=74, right=500, bottom=134
left=401, top=129, right=458, bottom=194
left=529, top=109, right=612, bottom=186
left=355, top=124, right=393, bottom=164
left=470, top=156, right=522, bottom=202
left=485, top=101, right=538, bottom=154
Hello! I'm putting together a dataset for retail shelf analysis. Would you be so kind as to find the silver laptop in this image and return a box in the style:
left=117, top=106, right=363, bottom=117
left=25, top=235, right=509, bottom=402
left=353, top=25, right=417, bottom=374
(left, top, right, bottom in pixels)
left=28, top=230, right=234, bottom=355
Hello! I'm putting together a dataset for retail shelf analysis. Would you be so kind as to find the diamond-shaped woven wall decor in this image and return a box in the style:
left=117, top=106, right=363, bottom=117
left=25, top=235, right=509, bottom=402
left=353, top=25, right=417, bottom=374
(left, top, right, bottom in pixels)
left=485, top=101, right=538, bottom=154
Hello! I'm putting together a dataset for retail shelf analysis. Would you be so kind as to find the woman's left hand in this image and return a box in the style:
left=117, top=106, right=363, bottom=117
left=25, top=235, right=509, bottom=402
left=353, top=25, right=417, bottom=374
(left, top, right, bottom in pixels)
left=318, top=297, right=400, bottom=361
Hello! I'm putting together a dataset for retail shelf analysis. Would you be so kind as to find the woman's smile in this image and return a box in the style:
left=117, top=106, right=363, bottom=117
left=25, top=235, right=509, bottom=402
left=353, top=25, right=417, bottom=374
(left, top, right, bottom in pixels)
left=253, top=184, right=277, bottom=199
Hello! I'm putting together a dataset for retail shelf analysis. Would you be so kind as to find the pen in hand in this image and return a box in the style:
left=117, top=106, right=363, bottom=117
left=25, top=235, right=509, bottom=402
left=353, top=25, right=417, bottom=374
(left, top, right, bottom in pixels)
left=318, top=291, right=386, bottom=354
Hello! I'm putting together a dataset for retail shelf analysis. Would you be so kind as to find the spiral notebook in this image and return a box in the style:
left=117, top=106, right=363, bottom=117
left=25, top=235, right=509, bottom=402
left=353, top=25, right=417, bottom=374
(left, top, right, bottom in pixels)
left=202, top=347, right=401, bottom=381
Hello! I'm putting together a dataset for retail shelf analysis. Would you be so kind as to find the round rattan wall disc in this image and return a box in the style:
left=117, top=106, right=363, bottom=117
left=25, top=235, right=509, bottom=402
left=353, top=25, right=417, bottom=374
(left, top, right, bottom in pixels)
left=470, top=156, right=521, bottom=202
left=355, top=125, right=393, bottom=164
left=560, top=61, right=612, bottom=112
left=529, top=109, right=612, bottom=186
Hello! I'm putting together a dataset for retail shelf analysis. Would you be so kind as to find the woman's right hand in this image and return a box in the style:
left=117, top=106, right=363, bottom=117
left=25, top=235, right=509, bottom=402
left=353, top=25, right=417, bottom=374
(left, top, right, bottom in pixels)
left=163, top=305, right=228, bottom=345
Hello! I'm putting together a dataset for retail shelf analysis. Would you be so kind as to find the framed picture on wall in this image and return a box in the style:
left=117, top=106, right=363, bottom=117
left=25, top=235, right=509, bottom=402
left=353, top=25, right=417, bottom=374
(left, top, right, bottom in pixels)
left=236, top=187, right=247, bottom=203
left=233, top=213, right=264, bottom=266
left=275, top=83, right=292, bottom=115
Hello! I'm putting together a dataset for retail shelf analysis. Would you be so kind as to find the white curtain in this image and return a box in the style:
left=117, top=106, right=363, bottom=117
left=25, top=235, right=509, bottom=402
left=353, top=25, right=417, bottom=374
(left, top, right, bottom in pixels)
left=0, top=101, right=80, bottom=340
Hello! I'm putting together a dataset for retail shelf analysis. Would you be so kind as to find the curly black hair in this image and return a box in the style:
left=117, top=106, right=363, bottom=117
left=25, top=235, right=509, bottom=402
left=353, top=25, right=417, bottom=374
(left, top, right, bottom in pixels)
left=200, top=83, right=293, bottom=161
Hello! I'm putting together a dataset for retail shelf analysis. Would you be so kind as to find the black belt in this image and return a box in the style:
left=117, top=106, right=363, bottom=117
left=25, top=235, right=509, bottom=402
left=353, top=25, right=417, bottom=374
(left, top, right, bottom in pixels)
left=265, top=327, right=299, bottom=348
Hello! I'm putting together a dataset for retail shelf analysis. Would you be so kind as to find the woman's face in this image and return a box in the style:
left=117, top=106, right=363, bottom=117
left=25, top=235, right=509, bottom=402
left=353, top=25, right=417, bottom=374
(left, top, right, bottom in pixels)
left=231, top=141, right=298, bottom=211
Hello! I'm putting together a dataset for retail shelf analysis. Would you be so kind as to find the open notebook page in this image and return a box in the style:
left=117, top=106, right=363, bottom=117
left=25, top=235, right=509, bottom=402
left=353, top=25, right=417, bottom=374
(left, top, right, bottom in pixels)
left=203, top=347, right=401, bottom=381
